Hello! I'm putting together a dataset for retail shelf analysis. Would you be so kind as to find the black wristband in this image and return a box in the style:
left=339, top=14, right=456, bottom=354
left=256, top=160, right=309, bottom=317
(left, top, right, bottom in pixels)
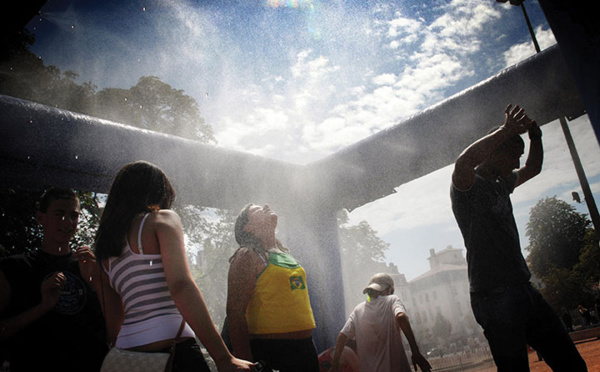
left=528, top=127, right=542, bottom=141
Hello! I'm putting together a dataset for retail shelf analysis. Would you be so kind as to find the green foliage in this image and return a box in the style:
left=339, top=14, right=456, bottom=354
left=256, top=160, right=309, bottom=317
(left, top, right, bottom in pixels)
left=0, top=41, right=214, bottom=144
left=526, top=196, right=598, bottom=309
left=337, top=209, right=396, bottom=309
left=0, top=188, right=41, bottom=258
left=573, top=230, right=600, bottom=290
left=176, top=205, right=239, bottom=328
left=526, top=196, right=590, bottom=277
left=92, top=77, right=215, bottom=143
left=0, top=188, right=103, bottom=259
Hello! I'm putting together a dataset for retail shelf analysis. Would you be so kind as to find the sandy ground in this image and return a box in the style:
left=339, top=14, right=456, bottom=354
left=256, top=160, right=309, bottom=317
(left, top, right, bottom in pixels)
left=471, top=337, right=600, bottom=372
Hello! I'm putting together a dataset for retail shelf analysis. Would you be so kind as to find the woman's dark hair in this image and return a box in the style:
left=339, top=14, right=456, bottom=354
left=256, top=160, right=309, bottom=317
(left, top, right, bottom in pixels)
left=95, top=161, right=175, bottom=260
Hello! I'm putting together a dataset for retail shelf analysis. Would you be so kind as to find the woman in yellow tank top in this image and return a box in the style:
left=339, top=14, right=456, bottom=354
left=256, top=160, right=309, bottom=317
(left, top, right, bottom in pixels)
left=226, top=204, right=319, bottom=372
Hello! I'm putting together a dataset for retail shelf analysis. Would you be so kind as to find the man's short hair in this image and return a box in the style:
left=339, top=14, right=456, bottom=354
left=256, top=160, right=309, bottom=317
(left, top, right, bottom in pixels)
left=488, top=125, right=524, bottom=152
left=37, top=188, right=78, bottom=213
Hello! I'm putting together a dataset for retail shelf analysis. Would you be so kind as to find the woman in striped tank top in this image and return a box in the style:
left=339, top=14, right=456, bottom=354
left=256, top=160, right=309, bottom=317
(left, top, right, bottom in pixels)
left=94, top=161, right=254, bottom=372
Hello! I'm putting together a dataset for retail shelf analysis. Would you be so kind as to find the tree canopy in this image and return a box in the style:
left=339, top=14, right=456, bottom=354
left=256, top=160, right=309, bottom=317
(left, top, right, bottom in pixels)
left=337, top=209, right=398, bottom=310
left=526, top=196, right=599, bottom=309
left=0, top=34, right=214, bottom=144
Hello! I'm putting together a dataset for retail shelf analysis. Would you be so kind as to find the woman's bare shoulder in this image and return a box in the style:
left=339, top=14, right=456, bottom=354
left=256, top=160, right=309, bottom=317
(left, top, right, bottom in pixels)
left=149, top=209, right=182, bottom=228
left=230, top=247, right=265, bottom=269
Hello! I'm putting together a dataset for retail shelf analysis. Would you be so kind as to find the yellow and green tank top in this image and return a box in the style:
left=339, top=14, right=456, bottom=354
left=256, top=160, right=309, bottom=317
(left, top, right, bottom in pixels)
left=246, top=251, right=316, bottom=334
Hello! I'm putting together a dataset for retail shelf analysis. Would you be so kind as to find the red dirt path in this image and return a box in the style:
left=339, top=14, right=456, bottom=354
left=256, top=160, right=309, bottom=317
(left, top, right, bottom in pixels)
left=471, top=338, right=600, bottom=372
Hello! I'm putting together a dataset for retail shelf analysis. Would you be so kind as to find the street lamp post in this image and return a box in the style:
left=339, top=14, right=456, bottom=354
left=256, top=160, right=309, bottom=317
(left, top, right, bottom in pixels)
left=499, top=0, right=600, bottom=240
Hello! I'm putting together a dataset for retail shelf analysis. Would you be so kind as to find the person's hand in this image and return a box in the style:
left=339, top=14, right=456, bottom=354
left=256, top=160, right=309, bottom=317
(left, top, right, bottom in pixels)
left=496, top=0, right=524, bottom=6
left=216, top=356, right=257, bottom=372
left=411, top=351, right=432, bottom=372
left=502, top=104, right=535, bottom=135
left=40, top=272, right=66, bottom=312
left=74, top=245, right=97, bottom=283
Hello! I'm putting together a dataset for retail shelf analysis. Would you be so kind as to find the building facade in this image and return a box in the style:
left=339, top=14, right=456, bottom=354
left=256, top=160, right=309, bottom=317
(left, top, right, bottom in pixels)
left=391, top=246, right=483, bottom=351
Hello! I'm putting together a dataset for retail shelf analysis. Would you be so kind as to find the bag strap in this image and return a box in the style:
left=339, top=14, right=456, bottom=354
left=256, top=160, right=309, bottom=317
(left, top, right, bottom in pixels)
left=98, top=260, right=113, bottom=348
left=165, top=318, right=187, bottom=371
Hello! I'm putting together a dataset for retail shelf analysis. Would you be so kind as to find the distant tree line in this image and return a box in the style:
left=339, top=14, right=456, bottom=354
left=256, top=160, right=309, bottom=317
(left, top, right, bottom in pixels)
left=0, top=29, right=214, bottom=144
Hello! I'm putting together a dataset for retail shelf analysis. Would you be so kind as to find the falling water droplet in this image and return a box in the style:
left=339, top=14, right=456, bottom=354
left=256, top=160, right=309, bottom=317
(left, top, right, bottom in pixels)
left=75, top=155, right=79, bottom=160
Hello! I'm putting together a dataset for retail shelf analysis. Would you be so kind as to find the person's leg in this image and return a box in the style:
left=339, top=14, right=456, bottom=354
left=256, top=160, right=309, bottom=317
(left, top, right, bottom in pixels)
left=471, top=286, right=531, bottom=372
left=525, top=287, right=587, bottom=372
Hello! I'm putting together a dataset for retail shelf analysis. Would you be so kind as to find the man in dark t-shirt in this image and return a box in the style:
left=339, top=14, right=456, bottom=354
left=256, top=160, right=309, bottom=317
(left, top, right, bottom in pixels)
left=0, top=188, right=108, bottom=371
left=450, top=104, right=586, bottom=371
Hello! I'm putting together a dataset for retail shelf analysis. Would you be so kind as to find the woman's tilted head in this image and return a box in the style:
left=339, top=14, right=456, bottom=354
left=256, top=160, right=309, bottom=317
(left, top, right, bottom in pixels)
left=234, top=204, right=258, bottom=247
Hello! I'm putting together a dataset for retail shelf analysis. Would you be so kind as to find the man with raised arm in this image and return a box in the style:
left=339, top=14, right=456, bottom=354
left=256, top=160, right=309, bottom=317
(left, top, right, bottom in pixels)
left=450, top=104, right=586, bottom=371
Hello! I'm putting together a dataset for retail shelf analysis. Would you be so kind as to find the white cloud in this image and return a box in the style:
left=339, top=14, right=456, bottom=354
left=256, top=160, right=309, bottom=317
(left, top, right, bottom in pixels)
left=503, top=26, right=557, bottom=67
left=207, top=0, right=513, bottom=164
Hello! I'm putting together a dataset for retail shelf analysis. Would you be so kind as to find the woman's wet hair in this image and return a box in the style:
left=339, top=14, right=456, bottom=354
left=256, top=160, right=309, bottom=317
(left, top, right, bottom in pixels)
left=230, top=203, right=286, bottom=262
left=233, top=204, right=263, bottom=250
left=95, top=161, right=175, bottom=259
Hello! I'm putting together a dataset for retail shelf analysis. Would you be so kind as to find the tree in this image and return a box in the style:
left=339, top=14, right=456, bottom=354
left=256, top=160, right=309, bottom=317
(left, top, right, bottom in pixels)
left=92, top=76, right=216, bottom=143
left=526, top=196, right=590, bottom=278
left=1, top=33, right=214, bottom=144
left=0, top=33, right=97, bottom=114
left=177, top=205, right=239, bottom=329
left=573, top=230, right=600, bottom=291
left=526, top=196, right=597, bottom=309
left=337, top=209, right=397, bottom=310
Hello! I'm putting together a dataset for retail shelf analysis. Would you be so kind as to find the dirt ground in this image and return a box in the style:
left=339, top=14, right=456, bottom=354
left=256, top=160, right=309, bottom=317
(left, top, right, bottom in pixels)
left=472, top=337, right=600, bottom=372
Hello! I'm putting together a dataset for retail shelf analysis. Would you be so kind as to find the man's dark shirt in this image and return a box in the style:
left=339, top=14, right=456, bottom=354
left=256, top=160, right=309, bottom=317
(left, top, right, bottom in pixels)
left=0, top=250, right=108, bottom=371
left=450, top=172, right=531, bottom=292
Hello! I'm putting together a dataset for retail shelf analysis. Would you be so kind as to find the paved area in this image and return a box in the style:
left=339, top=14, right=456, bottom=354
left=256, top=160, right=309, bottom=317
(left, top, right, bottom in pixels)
left=471, top=337, right=600, bottom=372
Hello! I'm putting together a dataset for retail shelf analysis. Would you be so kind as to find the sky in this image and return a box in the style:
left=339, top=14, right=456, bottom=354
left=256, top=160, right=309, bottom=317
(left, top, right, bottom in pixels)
left=26, top=0, right=600, bottom=281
